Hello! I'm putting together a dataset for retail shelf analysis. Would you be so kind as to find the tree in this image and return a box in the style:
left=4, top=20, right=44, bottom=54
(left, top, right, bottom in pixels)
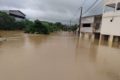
left=0, top=11, right=15, bottom=30
left=34, top=20, right=49, bottom=34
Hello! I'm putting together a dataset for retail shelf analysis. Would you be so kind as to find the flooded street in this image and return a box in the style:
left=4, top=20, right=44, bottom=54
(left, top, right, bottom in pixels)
left=0, top=31, right=120, bottom=80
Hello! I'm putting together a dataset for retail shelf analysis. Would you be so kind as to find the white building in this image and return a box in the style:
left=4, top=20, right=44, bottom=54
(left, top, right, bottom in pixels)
left=100, top=0, right=120, bottom=47
left=1, top=10, right=26, bottom=21
left=80, top=15, right=102, bottom=39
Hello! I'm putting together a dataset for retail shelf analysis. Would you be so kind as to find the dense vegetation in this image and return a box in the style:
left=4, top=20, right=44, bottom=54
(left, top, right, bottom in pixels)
left=24, top=20, right=65, bottom=34
left=0, top=12, right=15, bottom=30
left=0, top=11, right=77, bottom=34
left=67, top=24, right=78, bottom=32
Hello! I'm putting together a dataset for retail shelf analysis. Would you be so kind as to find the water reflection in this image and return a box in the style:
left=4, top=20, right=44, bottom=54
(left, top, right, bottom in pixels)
left=97, top=46, right=120, bottom=80
left=0, top=31, right=120, bottom=80
left=75, top=37, right=100, bottom=80
left=24, top=34, right=49, bottom=49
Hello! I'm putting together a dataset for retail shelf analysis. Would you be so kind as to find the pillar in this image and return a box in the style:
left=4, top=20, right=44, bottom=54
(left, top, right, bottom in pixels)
left=108, top=35, right=114, bottom=47
left=81, top=32, right=84, bottom=39
left=91, top=34, right=95, bottom=42
left=88, top=33, right=91, bottom=40
left=99, top=34, right=103, bottom=45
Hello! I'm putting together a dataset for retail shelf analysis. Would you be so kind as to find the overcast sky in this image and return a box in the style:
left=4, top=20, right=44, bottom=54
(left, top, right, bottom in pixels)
left=0, top=0, right=103, bottom=24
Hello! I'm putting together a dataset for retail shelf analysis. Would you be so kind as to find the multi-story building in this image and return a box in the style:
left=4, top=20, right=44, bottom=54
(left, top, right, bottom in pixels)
left=100, top=0, right=120, bottom=47
left=80, top=14, right=102, bottom=40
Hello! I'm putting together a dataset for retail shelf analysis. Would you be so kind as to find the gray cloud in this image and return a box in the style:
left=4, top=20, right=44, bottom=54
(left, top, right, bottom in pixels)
left=0, top=0, right=103, bottom=24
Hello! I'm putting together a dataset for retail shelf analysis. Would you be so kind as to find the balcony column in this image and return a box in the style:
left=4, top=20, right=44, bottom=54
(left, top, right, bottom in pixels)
left=99, top=34, right=103, bottom=45
left=108, top=35, right=114, bottom=47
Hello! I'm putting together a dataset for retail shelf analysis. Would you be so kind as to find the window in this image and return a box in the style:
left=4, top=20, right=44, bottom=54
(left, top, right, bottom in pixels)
left=104, top=3, right=116, bottom=13
left=117, top=3, right=120, bottom=10
left=83, top=23, right=91, bottom=27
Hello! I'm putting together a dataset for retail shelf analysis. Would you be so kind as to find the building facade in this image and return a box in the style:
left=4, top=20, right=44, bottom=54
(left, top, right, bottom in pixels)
left=80, top=15, right=102, bottom=40
left=100, top=0, right=120, bottom=47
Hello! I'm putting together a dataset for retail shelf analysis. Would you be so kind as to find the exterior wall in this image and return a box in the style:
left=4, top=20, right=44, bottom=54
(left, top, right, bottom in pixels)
left=94, top=16, right=102, bottom=33
left=101, top=16, right=120, bottom=36
left=80, top=16, right=94, bottom=33
left=105, top=0, right=120, bottom=4
left=81, top=16, right=94, bottom=23
left=81, top=27, right=93, bottom=33
left=15, top=17, right=25, bottom=21
left=101, top=0, right=120, bottom=36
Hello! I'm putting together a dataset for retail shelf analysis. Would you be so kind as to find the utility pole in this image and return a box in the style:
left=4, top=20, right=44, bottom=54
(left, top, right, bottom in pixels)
left=78, top=7, right=83, bottom=37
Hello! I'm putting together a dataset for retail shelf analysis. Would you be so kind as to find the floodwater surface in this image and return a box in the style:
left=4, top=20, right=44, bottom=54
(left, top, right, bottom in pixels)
left=0, top=31, right=120, bottom=80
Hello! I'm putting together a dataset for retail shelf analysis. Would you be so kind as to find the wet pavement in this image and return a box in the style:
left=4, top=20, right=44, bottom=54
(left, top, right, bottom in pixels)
left=0, top=31, right=120, bottom=80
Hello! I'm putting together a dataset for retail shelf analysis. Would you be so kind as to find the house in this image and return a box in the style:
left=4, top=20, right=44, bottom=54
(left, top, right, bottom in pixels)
left=80, top=14, right=102, bottom=40
left=1, top=10, right=26, bottom=21
left=100, top=0, right=120, bottom=47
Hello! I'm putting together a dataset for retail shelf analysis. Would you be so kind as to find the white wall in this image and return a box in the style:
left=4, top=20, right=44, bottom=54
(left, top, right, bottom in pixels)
left=81, top=17, right=94, bottom=23
left=81, top=27, right=93, bottom=33
left=15, top=17, right=25, bottom=21
left=101, top=0, right=120, bottom=36
left=105, top=0, right=120, bottom=4
left=80, top=16, right=94, bottom=33
left=101, top=15, right=120, bottom=36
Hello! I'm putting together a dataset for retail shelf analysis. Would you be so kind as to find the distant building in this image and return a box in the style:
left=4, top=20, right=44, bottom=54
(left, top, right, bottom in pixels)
left=1, top=10, right=26, bottom=21
left=100, top=0, right=120, bottom=47
left=80, top=14, right=102, bottom=40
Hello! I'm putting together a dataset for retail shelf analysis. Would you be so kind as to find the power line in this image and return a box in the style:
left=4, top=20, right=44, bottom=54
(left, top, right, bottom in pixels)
left=69, top=0, right=100, bottom=25
left=80, top=0, right=86, bottom=8
left=73, top=0, right=86, bottom=17
left=83, top=0, right=99, bottom=15
left=87, top=0, right=103, bottom=14
left=70, top=0, right=86, bottom=24
left=78, top=0, right=99, bottom=36
left=81, top=0, right=87, bottom=7
left=70, top=0, right=99, bottom=21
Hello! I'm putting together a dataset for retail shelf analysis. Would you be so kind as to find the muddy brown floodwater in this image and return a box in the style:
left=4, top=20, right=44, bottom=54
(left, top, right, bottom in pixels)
left=0, top=31, right=120, bottom=80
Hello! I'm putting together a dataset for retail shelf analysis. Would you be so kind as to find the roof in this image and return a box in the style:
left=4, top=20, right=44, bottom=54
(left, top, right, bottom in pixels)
left=82, top=14, right=102, bottom=18
left=0, top=10, right=26, bottom=19
left=10, top=10, right=26, bottom=16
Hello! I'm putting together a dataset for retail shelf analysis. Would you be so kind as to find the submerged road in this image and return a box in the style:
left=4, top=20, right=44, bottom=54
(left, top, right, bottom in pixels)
left=0, top=31, right=120, bottom=80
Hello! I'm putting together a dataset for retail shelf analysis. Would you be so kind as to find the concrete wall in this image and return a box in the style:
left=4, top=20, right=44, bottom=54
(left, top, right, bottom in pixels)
left=15, top=17, right=25, bottom=21
left=101, top=15, right=120, bottom=36
left=81, top=27, right=93, bottom=33
left=81, top=16, right=94, bottom=23
left=105, top=0, right=120, bottom=4
left=94, top=16, right=102, bottom=33
left=101, top=0, right=120, bottom=36
left=80, top=16, right=94, bottom=33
